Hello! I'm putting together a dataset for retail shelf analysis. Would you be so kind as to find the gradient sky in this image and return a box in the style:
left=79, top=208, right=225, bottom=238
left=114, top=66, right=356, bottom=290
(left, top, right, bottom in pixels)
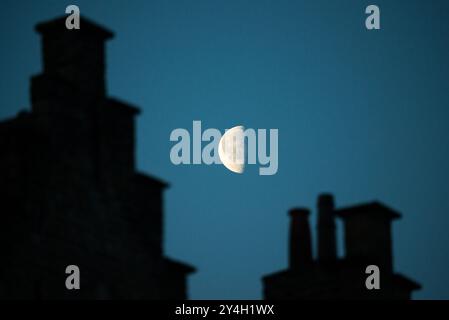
left=1, top=0, right=449, bottom=299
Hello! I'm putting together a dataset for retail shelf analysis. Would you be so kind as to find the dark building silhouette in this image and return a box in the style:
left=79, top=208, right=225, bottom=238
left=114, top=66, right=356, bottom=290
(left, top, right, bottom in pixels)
left=0, top=16, right=194, bottom=299
left=263, top=194, right=421, bottom=299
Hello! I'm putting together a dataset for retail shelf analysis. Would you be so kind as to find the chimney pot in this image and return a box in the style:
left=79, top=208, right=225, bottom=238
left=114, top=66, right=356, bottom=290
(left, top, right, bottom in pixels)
left=288, top=207, right=312, bottom=270
left=317, top=193, right=337, bottom=262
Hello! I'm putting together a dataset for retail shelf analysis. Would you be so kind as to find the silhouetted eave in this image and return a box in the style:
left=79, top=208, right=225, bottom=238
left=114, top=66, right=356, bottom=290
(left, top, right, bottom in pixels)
left=393, top=274, right=422, bottom=291
left=164, top=258, right=196, bottom=274
left=135, top=173, right=169, bottom=189
left=106, top=98, right=141, bottom=115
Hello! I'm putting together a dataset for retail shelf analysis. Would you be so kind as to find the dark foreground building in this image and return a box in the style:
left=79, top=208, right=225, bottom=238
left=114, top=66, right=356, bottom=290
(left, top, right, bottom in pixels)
left=263, top=194, right=421, bottom=299
left=0, top=16, right=194, bottom=299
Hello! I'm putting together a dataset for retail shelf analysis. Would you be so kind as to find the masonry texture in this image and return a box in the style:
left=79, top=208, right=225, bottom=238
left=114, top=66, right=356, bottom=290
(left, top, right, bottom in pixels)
left=263, top=194, right=421, bottom=299
left=0, top=16, right=194, bottom=299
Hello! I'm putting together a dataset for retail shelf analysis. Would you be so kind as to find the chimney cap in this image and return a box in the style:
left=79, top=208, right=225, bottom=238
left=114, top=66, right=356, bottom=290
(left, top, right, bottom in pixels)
left=318, top=193, right=334, bottom=206
left=288, top=207, right=310, bottom=217
left=336, top=201, right=401, bottom=220
left=35, top=15, right=114, bottom=40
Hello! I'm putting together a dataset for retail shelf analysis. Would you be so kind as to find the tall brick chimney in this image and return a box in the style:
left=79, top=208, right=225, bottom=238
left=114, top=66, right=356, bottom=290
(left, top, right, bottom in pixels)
left=29, top=16, right=138, bottom=185
left=30, top=16, right=114, bottom=118
left=317, top=194, right=337, bottom=263
left=34, top=16, right=113, bottom=99
left=288, top=208, right=312, bottom=270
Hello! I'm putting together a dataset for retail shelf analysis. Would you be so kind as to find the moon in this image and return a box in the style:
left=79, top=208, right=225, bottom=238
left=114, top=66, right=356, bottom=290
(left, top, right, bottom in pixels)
left=218, top=125, right=245, bottom=174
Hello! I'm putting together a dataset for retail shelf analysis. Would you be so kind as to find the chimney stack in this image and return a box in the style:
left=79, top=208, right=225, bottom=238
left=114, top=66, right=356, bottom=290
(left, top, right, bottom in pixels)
left=288, top=208, right=312, bottom=270
left=317, top=194, right=337, bottom=263
left=32, top=16, right=114, bottom=108
left=336, top=202, right=400, bottom=273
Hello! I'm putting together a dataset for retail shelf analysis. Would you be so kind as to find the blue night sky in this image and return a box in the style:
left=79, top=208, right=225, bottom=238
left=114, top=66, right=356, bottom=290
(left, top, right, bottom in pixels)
left=1, top=0, right=449, bottom=299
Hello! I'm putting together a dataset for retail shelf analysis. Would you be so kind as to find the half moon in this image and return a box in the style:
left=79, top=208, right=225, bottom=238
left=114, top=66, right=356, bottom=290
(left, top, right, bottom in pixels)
left=218, top=125, right=245, bottom=174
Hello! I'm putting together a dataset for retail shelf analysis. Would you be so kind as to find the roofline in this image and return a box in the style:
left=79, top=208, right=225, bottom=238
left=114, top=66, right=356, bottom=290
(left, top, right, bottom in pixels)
left=107, top=98, right=141, bottom=115
left=135, top=173, right=170, bottom=189
left=393, top=273, right=422, bottom=291
left=164, top=258, right=196, bottom=274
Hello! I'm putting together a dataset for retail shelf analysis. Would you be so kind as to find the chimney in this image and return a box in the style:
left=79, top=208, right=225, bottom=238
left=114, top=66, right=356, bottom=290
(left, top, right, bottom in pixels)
left=336, top=202, right=401, bottom=273
left=30, top=16, right=138, bottom=184
left=288, top=208, right=312, bottom=270
left=31, top=16, right=114, bottom=109
left=317, top=194, right=337, bottom=262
